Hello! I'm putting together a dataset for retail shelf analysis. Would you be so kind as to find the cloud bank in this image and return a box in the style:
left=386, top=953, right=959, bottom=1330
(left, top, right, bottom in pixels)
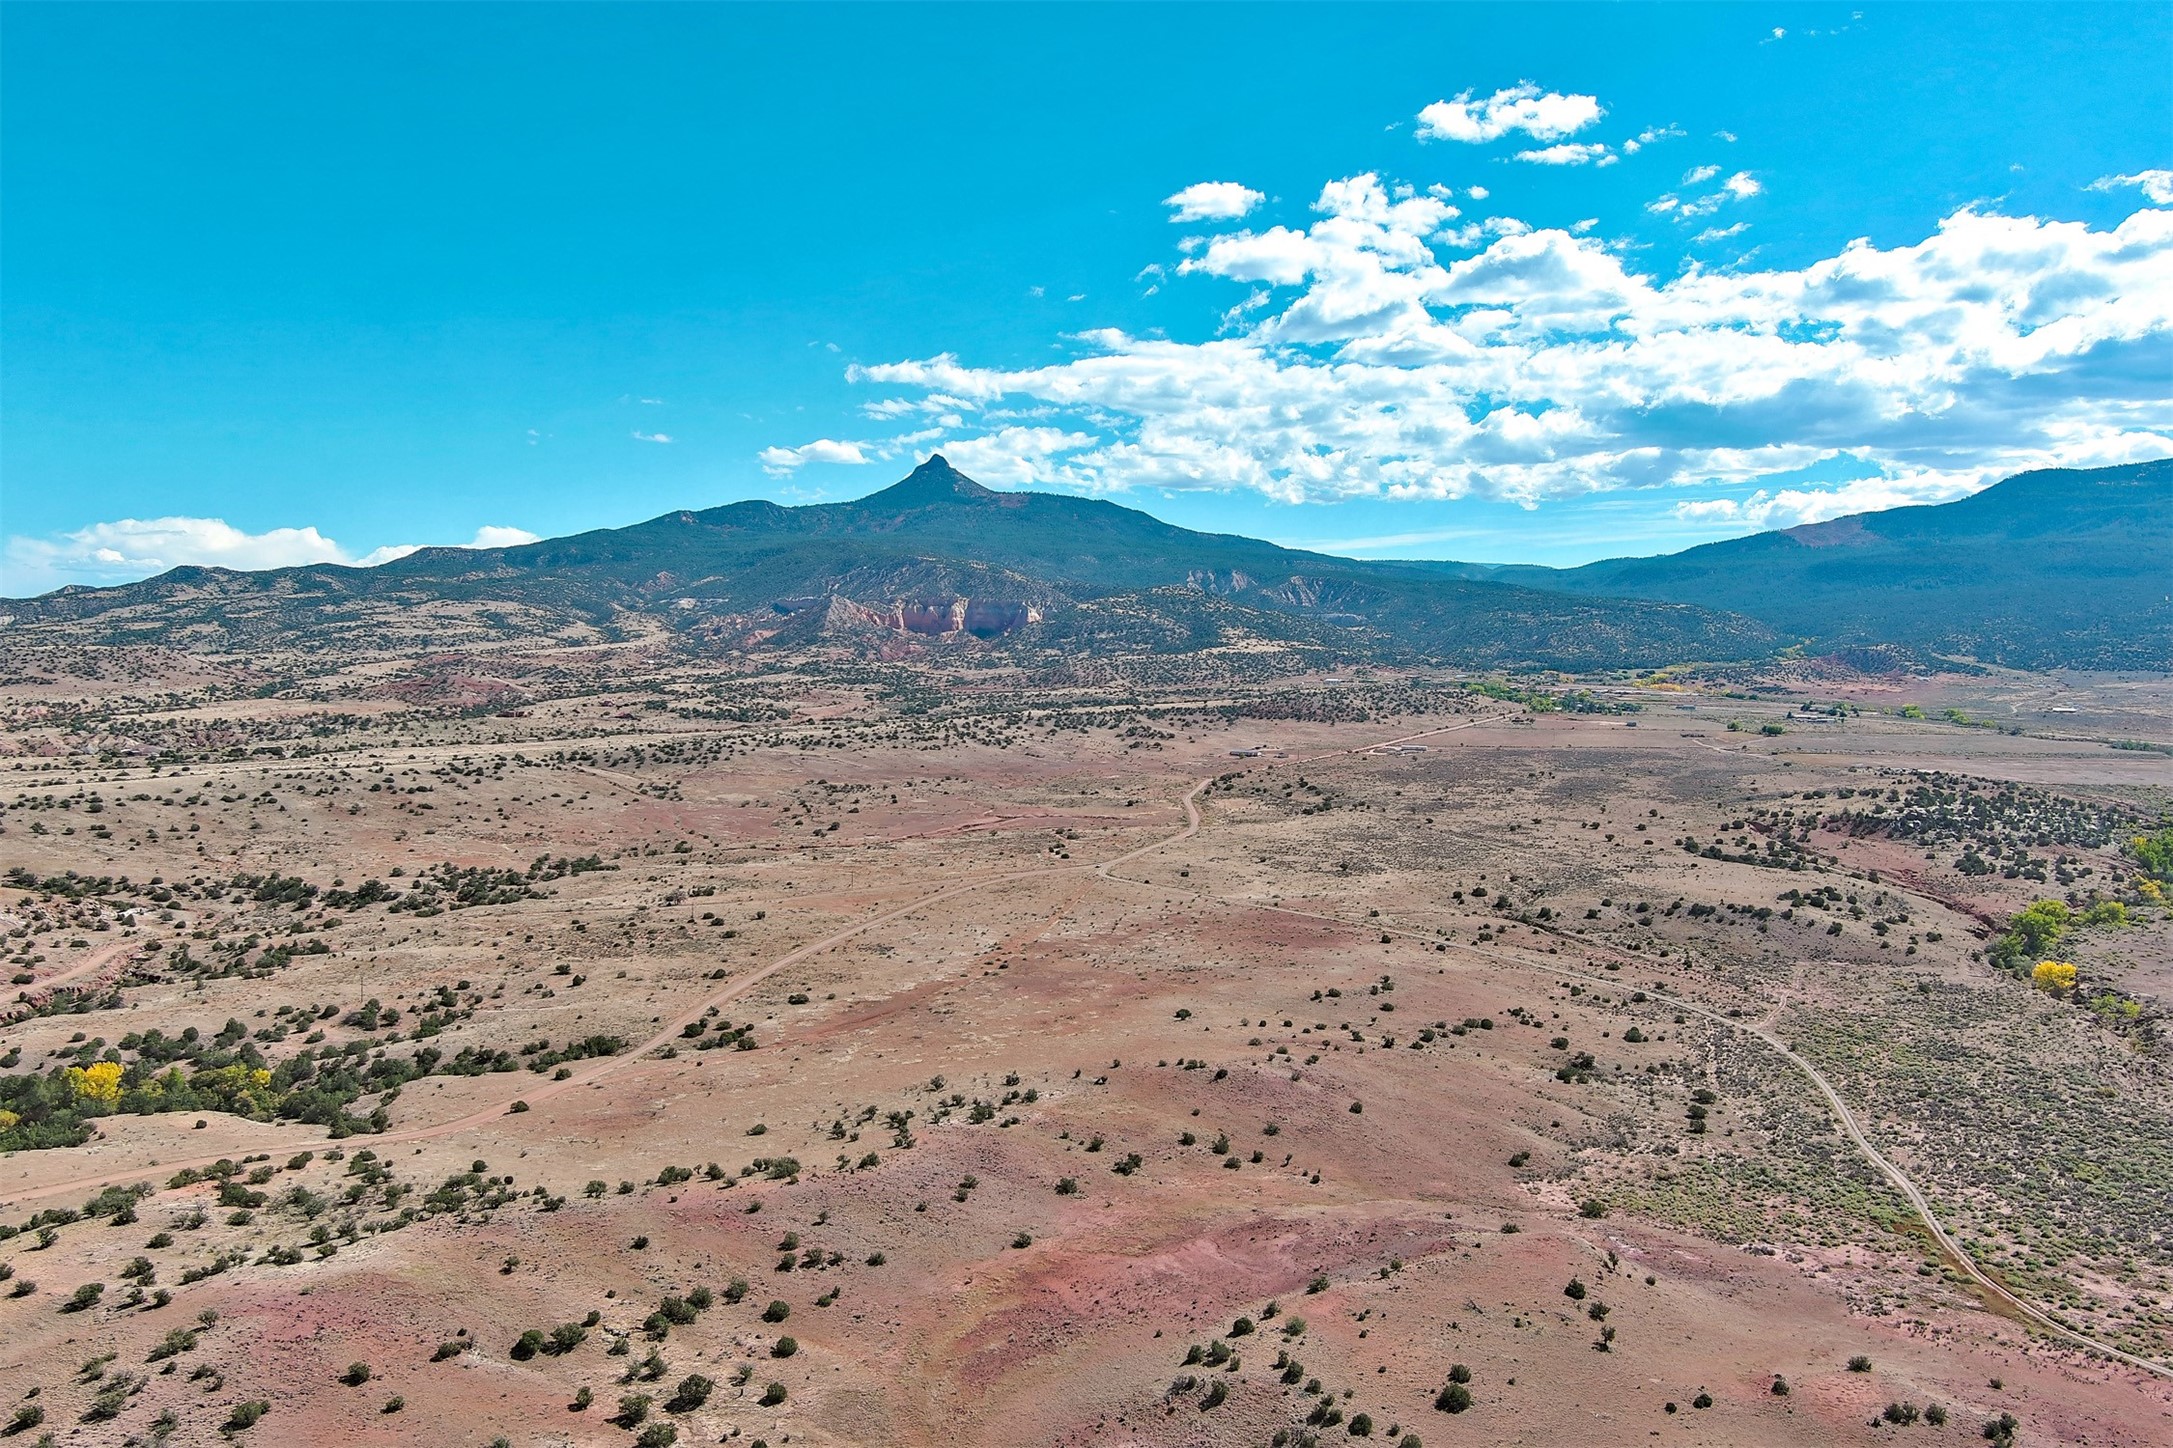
left=761, top=89, right=2172, bottom=537
left=4, top=518, right=540, bottom=596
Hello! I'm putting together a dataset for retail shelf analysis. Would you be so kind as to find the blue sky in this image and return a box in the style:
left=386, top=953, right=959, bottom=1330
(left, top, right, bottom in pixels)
left=4, top=2, right=2169, bottom=594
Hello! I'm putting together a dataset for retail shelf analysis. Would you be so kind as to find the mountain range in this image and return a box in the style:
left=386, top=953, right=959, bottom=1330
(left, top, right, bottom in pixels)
left=7, top=456, right=2167, bottom=673
left=1387, top=459, right=2171, bottom=671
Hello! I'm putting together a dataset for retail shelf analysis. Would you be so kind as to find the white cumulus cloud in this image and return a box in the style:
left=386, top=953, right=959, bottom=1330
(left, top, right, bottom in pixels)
left=835, top=173, right=2173, bottom=519
left=1672, top=471, right=1986, bottom=530
left=1164, top=181, right=1266, bottom=222
left=1515, top=142, right=1616, bottom=167
left=468, top=525, right=545, bottom=549
left=354, top=525, right=545, bottom=567
left=757, top=438, right=872, bottom=475
left=2092, top=170, right=2173, bottom=205
left=1623, top=125, right=1684, bottom=155
left=928, top=427, right=1097, bottom=486
left=1417, top=84, right=1603, bottom=144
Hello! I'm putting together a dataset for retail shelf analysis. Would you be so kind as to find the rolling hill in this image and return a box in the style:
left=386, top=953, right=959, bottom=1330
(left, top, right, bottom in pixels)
left=1384, top=459, right=2173, bottom=671
left=1, top=457, right=1776, bottom=671
left=6, top=455, right=2164, bottom=673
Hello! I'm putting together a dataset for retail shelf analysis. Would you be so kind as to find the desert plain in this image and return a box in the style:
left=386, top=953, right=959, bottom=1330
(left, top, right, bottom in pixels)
left=0, top=644, right=2169, bottom=1448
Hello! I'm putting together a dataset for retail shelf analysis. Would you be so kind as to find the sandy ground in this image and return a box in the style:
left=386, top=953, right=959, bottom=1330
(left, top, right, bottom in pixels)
left=0, top=660, right=2169, bottom=1446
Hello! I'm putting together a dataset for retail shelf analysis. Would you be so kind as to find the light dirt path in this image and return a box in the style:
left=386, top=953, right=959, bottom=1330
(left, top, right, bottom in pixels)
left=23, top=713, right=2154, bottom=1384
left=1083, top=717, right=2173, bottom=1379
left=1, top=937, right=146, bottom=1026
left=16, top=937, right=138, bottom=996
left=1089, top=872, right=2173, bottom=1381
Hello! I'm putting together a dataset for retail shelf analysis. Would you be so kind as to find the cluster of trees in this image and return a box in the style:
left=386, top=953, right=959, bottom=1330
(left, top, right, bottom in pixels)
left=1988, top=897, right=2127, bottom=976
left=2129, top=827, right=2173, bottom=883
left=0, top=1023, right=624, bottom=1151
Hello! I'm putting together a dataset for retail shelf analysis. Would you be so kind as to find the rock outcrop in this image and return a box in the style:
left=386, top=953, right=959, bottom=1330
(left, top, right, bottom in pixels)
left=770, top=594, right=1042, bottom=641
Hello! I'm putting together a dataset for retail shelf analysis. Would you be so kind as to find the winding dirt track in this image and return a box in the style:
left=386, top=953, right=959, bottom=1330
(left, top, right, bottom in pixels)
left=8, top=714, right=2166, bottom=1381
left=1234, top=898, right=2173, bottom=1381
left=8, top=937, right=139, bottom=1000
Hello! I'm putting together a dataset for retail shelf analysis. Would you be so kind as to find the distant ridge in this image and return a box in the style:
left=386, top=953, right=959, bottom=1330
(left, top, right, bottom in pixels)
left=1381, top=459, right=2173, bottom=670
left=1, top=455, right=1772, bottom=670
left=6, top=456, right=2164, bottom=671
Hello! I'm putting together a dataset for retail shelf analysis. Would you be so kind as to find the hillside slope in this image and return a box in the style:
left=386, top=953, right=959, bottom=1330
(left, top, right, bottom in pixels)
left=3, top=457, right=1777, bottom=671
left=1385, top=460, right=2172, bottom=670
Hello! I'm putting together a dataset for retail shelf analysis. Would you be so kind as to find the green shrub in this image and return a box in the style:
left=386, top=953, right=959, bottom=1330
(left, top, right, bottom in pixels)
left=224, top=1399, right=271, bottom=1432
left=1989, top=900, right=2071, bottom=972
left=2127, top=827, right=2173, bottom=882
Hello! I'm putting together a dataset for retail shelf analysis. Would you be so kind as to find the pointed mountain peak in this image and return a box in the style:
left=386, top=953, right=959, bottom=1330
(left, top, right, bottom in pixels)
left=859, top=454, right=1001, bottom=508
